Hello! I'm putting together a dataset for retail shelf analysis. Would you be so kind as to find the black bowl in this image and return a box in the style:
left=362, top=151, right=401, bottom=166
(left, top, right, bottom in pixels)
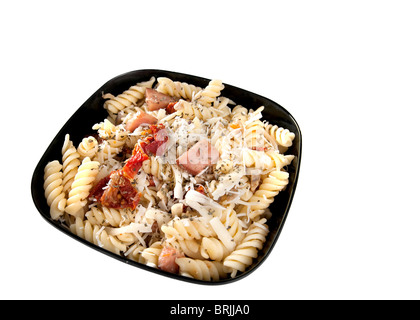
left=31, top=69, right=302, bottom=285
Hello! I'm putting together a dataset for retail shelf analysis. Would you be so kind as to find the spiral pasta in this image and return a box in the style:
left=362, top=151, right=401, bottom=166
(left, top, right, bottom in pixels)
left=213, top=96, right=232, bottom=118
left=103, top=77, right=155, bottom=120
left=141, top=156, right=173, bottom=182
left=140, top=187, right=159, bottom=207
left=61, top=134, right=81, bottom=194
left=141, top=241, right=163, bottom=267
left=219, top=205, right=244, bottom=244
left=93, top=120, right=128, bottom=162
left=243, top=149, right=274, bottom=171
left=169, top=239, right=203, bottom=260
left=156, top=77, right=202, bottom=101
left=69, top=217, right=127, bottom=255
left=264, top=123, right=296, bottom=153
left=125, top=243, right=146, bottom=264
left=195, top=79, right=225, bottom=107
left=43, top=160, right=67, bottom=220
left=65, top=157, right=100, bottom=218
left=85, top=206, right=133, bottom=227
left=77, top=136, right=98, bottom=159
left=231, top=105, right=248, bottom=124
left=237, top=170, right=290, bottom=221
left=200, top=237, right=230, bottom=261
left=265, top=150, right=294, bottom=170
left=176, top=100, right=221, bottom=121
left=161, top=218, right=216, bottom=241
left=223, top=218, right=269, bottom=277
left=244, top=119, right=266, bottom=150
left=175, top=257, right=228, bottom=281
left=243, top=149, right=294, bottom=171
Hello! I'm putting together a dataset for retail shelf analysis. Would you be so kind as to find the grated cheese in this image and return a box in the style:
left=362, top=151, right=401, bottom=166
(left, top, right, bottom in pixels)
left=184, top=190, right=226, bottom=220
left=209, top=217, right=236, bottom=252
left=105, top=223, right=152, bottom=236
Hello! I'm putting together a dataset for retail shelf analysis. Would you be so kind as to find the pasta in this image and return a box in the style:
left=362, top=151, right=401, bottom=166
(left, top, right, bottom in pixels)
left=175, top=257, right=228, bottom=281
left=61, top=134, right=81, bottom=194
left=161, top=217, right=216, bottom=241
left=200, top=237, right=230, bottom=261
left=43, top=160, right=67, bottom=220
left=69, top=217, right=128, bottom=255
left=195, top=79, right=225, bottom=107
left=156, top=77, right=202, bottom=100
left=77, top=136, right=98, bottom=159
left=223, top=218, right=269, bottom=277
left=85, top=205, right=133, bottom=227
left=237, top=170, right=290, bottom=222
left=43, top=76, right=296, bottom=281
left=141, top=241, right=163, bottom=267
left=141, top=156, right=173, bottom=182
left=64, top=157, right=100, bottom=218
left=176, top=99, right=222, bottom=121
left=103, top=77, right=155, bottom=121
left=264, top=123, right=296, bottom=153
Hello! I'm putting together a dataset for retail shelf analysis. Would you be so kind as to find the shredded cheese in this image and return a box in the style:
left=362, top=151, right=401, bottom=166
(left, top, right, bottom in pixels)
left=209, top=217, right=236, bottom=252
left=105, top=223, right=152, bottom=236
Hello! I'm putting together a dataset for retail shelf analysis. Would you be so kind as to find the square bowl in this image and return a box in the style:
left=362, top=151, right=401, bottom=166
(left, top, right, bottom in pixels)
left=31, top=69, right=302, bottom=285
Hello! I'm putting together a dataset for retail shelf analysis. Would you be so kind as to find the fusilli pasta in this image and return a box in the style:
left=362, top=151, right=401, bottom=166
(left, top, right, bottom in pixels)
left=61, top=134, right=81, bottom=194
left=175, top=257, right=228, bottom=281
left=223, top=218, right=269, bottom=277
left=264, top=123, right=296, bottom=153
left=103, top=77, right=155, bottom=121
left=43, top=160, right=67, bottom=220
left=195, top=79, right=225, bottom=107
left=65, top=157, right=100, bottom=218
left=156, top=77, right=202, bottom=100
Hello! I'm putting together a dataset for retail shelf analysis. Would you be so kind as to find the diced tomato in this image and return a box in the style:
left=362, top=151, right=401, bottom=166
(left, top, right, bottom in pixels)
left=143, top=140, right=161, bottom=156
left=122, top=143, right=149, bottom=180
left=194, top=185, right=206, bottom=195
left=166, top=102, right=177, bottom=114
left=100, top=171, right=141, bottom=210
left=89, top=175, right=111, bottom=202
left=143, top=128, right=169, bottom=156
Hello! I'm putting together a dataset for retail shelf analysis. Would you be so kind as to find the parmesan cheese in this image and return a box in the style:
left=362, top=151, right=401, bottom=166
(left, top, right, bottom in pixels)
left=105, top=223, right=152, bottom=236
left=184, top=190, right=225, bottom=220
left=209, top=217, right=236, bottom=252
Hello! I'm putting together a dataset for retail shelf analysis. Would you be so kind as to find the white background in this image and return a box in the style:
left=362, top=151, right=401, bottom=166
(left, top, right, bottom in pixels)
left=1, top=0, right=419, bottom=300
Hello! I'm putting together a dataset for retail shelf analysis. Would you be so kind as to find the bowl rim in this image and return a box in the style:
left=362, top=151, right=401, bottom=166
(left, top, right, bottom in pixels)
left=31, top=68, right=302, bottom=285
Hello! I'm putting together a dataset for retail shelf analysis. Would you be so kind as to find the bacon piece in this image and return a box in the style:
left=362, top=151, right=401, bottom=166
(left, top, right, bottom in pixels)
left=158, top=246, right=183, bottom=274
left=126, top=111, right=157, bottom=132
left=145, top=88, right=177, bottom=111
left=177, top=140, right=219, bottom=175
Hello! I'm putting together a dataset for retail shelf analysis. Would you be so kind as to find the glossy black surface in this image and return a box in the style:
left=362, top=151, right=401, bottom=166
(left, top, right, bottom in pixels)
left=31, top=69, right=302, bottom=285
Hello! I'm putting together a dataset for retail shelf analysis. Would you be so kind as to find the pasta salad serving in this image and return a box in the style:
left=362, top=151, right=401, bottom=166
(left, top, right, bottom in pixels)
left=43, top=76, right=296, bottom=281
